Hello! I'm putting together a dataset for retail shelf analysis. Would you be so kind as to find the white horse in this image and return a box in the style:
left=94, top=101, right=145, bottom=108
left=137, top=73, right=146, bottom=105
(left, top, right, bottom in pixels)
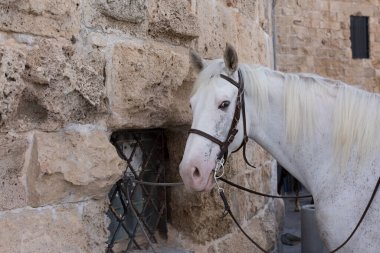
left=179, top=44, right=380, bottom=252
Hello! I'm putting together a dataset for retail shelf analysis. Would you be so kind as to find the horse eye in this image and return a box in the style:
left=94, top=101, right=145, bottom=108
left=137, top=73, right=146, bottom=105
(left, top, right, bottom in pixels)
left=218, top=101, right=230, bottom=110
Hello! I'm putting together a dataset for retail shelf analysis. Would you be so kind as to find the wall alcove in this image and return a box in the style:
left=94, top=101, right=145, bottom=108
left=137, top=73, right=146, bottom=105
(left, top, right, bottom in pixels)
left=107, top=129, right=169, bottom=252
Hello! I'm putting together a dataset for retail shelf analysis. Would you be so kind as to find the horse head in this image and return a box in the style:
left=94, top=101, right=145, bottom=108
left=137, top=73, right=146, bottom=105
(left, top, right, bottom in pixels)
left=179, top=44, right=246, bottom=191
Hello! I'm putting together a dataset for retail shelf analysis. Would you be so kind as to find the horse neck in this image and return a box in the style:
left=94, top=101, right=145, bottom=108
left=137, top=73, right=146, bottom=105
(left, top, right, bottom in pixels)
left=245, top=70, right=335, bottom=195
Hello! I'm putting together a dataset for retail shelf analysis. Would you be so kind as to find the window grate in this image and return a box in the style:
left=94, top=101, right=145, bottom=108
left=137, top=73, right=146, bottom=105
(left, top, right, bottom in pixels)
left=350, top=16, right=369, bottom=59
left=107, top=129, right=167, bottom=252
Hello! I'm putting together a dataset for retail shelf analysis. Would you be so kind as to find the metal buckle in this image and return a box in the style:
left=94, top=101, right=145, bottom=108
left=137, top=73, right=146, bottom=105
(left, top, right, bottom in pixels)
left=213, top=157, right=225, bottom=192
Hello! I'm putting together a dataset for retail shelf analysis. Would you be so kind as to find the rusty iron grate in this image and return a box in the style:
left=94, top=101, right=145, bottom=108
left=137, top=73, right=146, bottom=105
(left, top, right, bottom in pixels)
left=107, top=129, right=167, bottom=253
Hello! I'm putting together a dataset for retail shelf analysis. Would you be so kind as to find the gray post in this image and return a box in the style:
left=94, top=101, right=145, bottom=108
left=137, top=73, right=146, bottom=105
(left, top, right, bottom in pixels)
left=301, top=204, right=329, bottom=253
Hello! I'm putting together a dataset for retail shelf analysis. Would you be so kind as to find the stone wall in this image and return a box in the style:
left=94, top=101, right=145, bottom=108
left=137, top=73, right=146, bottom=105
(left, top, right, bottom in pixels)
left=0, top=1, right=280, bottom=253
left=275, top=0, right=380, bottom=92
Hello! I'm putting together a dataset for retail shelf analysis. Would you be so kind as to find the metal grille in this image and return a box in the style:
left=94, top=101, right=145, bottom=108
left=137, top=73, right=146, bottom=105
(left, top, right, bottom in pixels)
left=107, top=129, right=167, bottom=253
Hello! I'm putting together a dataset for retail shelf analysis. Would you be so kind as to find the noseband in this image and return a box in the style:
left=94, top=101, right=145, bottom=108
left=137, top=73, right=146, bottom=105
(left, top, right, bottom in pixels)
left=188, top=69, right=254, bottom=170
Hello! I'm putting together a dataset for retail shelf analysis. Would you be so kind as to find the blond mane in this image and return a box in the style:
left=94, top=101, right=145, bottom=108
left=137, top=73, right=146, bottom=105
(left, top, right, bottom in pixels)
left=283, top=71, right=380, bottom=165
left=192, top=61, right=380, bottom=166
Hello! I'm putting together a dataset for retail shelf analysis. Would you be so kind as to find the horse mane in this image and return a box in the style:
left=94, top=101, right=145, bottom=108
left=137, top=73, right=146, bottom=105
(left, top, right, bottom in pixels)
left=192, top=60, right=380, bottom=166
left=281, top=70, right=380, bottom=165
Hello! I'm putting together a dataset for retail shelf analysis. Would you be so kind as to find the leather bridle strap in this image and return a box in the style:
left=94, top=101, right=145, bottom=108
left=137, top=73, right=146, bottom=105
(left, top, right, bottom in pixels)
left=187, top=129, right=224, bottom=147
left=188, top=69, right=255, bottom=166
left=241, top=93, right=255, bottom=167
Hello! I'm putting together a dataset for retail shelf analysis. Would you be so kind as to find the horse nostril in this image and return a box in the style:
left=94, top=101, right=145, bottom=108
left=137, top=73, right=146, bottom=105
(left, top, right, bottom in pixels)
left=193, top=167, right=201, bottom=178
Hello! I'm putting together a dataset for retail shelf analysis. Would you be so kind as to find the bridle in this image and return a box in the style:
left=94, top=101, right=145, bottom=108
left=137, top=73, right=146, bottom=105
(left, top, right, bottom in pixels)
left=187, top=69, right=271, bottom=251
left=188, top=69, right=255, bottom=178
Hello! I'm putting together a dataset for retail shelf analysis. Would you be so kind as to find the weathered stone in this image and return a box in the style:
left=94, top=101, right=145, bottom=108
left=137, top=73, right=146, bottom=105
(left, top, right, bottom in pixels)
left=23, top=38, right=107, bottom=110
left=1, top=37, right=107, bottom=132
left=169, top=181, right=233, bottom=244
left=82, top=200, right=111, bottom=252
left=98, top=0, right=146, bottom=23
left=148, top=0, right=200, bottom=40
left=195, top=1, right=238, bottom=58
left=0, top=0, right=279, bottom=252
left=0, top=133, right=28, bottom=210
left=215, top=209, right=277, bottom=253
left=196, top=1, right=271, bottom=66
left=235, top=13, right=271, bottom=64
left=0, top=200, right=109, bottom=253
left=0, top=0, right=80, bottom=39
left=223, top=0, right=258, bottom=19
left=107, top=41, right=190, bottom=128
left=81, top=0, right=149, bottom=38
left=0, top=46, right=26, bottom=125
left=26, top=128, right=125, bottom=207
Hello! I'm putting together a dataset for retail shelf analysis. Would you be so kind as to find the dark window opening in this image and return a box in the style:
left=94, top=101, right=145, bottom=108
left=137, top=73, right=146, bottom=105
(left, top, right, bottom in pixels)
left=350, top=16, right=369, bottom=59
left=107, top=129, right=168, bottom=252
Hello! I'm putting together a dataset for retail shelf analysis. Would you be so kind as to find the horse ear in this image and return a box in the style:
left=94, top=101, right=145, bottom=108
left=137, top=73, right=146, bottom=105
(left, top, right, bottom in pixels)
left=190, top=49, right=204, bottom=73
left=224, top=43, right=238, bottom=74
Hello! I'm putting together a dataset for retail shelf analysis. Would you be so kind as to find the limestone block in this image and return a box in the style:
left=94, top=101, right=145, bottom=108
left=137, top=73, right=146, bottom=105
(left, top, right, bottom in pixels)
left=229, top=173, right=267, bottom=222
left=195, top=1, right=238, bottom=58
left=98, top=0, right=146, bottom=23
left=81, top=200, right=111, bottom=252
left=235, top=13, right=271, bottom=65
left=0, top=46, right=26, bottom=125
left=23, top=38, right=106, bottom=108
left=222, top=147, right=272, bottom=222
left=196, top=1, right=270, bottom=65
left=0, top=133, right=28, bottom=210
left=0, top=0, right=80, bottom=39
left=2, top=37, right=107, bottom=132
left=81, top=0, right=149, bottom=38
left=148, top=0, right=200, bottom=40
left=215, top=210, right=277, bottom=253
left=26, top=129, right=125, bottom=207
left=224, top=0, right=257, bottom=19
left=169, top=183, right=233, bottom=243
left=0, top=200, right=109, bottom=253
left=107, top=41, right=190, bottom=128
